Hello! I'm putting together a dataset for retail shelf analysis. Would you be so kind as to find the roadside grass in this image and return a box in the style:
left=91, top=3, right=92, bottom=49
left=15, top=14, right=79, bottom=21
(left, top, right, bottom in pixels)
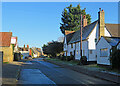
left=44, top=57, right=79, bottom=65
left=83, top=64, right=120, bottom=74
left=45, top=57, right=120, bottom=74
left=3, top=62, right=9, bottom=64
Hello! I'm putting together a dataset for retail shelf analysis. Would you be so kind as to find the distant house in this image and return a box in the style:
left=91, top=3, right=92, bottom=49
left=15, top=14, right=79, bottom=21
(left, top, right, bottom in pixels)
left=31, top=47, right=42, bottom=58
left=11, top=36, right=18, bottom=52
left=97, top=36, right=120, bottom=65
left=18, top=45, right=29, bottom=59
left=63, top=8, right=120, bottom=62
left=0, top=32, right=14, bottom=62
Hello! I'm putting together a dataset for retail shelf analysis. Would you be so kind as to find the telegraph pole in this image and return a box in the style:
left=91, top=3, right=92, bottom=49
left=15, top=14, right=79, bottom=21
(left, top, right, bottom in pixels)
left=78, top=14, right=82, bottom=65
left=80, top=14, right=82, bottom=60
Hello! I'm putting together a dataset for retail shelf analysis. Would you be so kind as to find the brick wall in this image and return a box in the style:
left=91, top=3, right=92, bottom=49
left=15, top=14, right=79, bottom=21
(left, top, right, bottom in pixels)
left=0, top=44, right=14, bottom=62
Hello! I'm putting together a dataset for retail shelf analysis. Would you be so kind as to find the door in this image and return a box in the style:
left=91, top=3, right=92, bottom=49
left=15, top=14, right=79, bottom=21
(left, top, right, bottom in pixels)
left=0, top=51, right=3, bottom=63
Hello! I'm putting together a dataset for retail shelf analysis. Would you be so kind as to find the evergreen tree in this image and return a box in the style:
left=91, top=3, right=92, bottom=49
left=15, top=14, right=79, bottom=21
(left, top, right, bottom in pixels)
left=60, top=4, right=91, bottom=34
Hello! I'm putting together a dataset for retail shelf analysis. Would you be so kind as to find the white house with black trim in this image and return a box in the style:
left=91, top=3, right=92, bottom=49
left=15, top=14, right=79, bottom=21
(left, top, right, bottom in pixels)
left=97, top=36, right=120, bottom=65
left=63, top=8, right=120, bottom=63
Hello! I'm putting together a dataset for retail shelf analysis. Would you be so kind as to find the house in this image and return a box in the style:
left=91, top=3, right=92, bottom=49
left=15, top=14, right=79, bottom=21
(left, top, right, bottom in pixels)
left=117, top=41, right=120, bottom=49
left=97, top=36, right=120, bottom=65
left=18, top=45, right=29, bottom=59
left=0, top=32, right=14, bottom=62
left=11, top=36, right=19, bottom=52
left=31, top=47, right=42, bottom=58
left=63, top=8, right=119, bottom=62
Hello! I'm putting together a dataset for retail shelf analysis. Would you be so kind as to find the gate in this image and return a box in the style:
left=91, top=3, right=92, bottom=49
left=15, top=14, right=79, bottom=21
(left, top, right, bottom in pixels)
left=0, top=51, right=3, bottom=63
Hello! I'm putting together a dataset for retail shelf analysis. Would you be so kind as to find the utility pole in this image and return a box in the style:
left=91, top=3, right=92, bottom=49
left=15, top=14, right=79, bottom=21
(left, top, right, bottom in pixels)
left=80, top=14, right=82, bottom=60
left=78, top=14, right=82, bottom=65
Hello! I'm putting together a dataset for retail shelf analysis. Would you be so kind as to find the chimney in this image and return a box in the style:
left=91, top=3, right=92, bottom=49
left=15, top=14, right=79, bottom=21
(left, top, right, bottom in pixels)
left=27, top=45, right=29, bottom=49
left=83, top=15, right=87, bottom=27
left=65, top=30, right=75, bottom=35
left=98, top=8, right=105, bottom=38
left=24, top=44, right=25, bottom=51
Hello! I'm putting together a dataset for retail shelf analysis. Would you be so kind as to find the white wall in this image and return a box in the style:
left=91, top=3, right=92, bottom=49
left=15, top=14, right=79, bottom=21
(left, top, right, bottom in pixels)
left=97, top=37, right=111, bottom=65
left=63, top=36, right=67, bottom=51
left=88, top=25, right=98, bottom=61
left=104, top=27, right=111, bottom=37
left=67, top=43, right=76, bottom=56
left=117, top=43, right=120, bottom=49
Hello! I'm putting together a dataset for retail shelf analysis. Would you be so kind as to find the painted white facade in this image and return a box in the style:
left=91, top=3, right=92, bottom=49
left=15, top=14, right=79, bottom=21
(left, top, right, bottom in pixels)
left=117, top=43, right=120, bottom=49
left=64, top=23, right=112, bottom=62
left=97, top=37, right=111, bottom=65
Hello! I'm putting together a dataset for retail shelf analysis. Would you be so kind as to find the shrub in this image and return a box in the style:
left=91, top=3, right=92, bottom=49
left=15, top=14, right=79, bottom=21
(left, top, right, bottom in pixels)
left=60, top=56, right=66, bottom=61
left=80, top=56, right=87, bottom=65
left=66, top=55, right=74, bottom=61
left=110, top=50, right=120, bottom=69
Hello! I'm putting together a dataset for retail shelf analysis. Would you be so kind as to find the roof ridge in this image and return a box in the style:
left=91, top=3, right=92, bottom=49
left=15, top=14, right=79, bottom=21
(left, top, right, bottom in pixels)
left=105, top=23, right=120, bottom=25
left=102, top=36, right=120, bottom=39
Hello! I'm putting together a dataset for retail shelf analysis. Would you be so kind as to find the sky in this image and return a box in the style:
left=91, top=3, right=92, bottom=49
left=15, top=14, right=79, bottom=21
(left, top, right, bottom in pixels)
left=2, top=2, right=118, bottom=48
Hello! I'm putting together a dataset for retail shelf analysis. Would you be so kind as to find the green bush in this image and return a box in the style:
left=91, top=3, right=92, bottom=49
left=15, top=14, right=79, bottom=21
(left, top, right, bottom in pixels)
left=60, top=56, right=66, bottom=60
left=110, top=50, right=120, bottom=69
left=66, top=55, right=74, bottom=61
left=80, top=56, right=87, bottom=65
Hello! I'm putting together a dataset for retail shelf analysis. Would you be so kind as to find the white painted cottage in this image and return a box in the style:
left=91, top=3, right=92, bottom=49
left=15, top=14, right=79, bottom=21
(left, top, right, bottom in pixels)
left=97, top=36, right=120, bottom=65
left=63, top=9, right=119, bottom=62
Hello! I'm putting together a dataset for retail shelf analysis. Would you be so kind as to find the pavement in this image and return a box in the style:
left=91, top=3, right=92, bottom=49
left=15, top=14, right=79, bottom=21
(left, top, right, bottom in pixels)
left=2, top=61, right=23, bottom=85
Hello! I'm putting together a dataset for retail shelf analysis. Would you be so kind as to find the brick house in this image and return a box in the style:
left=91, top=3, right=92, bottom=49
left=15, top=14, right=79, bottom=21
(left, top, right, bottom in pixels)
left=0, top=32, right=14, bottom=62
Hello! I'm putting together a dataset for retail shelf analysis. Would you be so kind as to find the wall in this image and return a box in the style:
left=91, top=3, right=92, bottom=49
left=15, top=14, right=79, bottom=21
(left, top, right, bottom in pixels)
left=75, top=41, right=88, bottom=60
left=0, top=45, right=14, bottom=62
left=97, top=37, right=111, bottom=65
left=20, top=51, right=29, bottom=59
left=88, top=25, right=98, bottom=61
left=104, top=27, right=111, bottom=37
left=117, top=43, right=120, bottom=49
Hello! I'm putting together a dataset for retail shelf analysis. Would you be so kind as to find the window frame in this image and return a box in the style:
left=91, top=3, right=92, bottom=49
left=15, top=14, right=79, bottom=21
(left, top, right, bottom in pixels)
left=71, top=44, right=73, bottom=48
left=100, top=48, right=108, bottom=57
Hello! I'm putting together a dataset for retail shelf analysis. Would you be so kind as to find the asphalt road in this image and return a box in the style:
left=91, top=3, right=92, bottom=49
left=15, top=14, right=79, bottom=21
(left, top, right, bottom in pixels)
left=18, top=58, right=116, bottom=86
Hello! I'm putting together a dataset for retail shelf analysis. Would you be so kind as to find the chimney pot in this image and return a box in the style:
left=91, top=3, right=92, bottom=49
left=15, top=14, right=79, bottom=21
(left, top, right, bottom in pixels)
left=83, top=15, right=86, bottom=19
left=83, top=15, right=87, bottom=27
left=99, top=8, right=101, bottom=11
left=102, top=9, right=104, bottom=11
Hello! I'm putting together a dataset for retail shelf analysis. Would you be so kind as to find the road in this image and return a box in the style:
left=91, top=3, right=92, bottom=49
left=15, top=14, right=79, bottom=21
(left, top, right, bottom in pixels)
left=18, top=58, right=116, bottom=85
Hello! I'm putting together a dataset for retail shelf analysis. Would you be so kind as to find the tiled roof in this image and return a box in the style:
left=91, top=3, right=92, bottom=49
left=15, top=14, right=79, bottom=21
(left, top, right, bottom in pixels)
left=69, top=20, right=98, bottom=44
left=105, top=24, right=120, bottom=37
left=0, top=32, right=12, bottom=47
left=66, top=32, right=75, bottom=44
left=65, top=30, right=75, bottom=35
left=103, top=36, right=120, bottom=46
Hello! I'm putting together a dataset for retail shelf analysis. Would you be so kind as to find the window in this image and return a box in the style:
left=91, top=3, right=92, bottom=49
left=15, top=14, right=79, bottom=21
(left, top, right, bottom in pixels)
left=77, top=50, right=78, bottom=55
left=83, top=50, right=85, bottom=56
left=95, top=38, right=97, bottom=42
left=71, top=44, right=73, bottom=48
left=90, top=50, right=92, bottom=54
left=74, top=50, right=75, bottom=56
left=70, top=52, right=72, bottom=56
left=100, top=48, right=108, bottom=57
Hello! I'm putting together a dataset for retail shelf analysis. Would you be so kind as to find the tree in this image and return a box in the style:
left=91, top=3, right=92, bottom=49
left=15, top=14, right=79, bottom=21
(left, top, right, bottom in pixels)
left=42, top=41, right=63, bottom=57
left=60, top=4, right=91, bottom=34
left=110, top=49, right=120, bottom=69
